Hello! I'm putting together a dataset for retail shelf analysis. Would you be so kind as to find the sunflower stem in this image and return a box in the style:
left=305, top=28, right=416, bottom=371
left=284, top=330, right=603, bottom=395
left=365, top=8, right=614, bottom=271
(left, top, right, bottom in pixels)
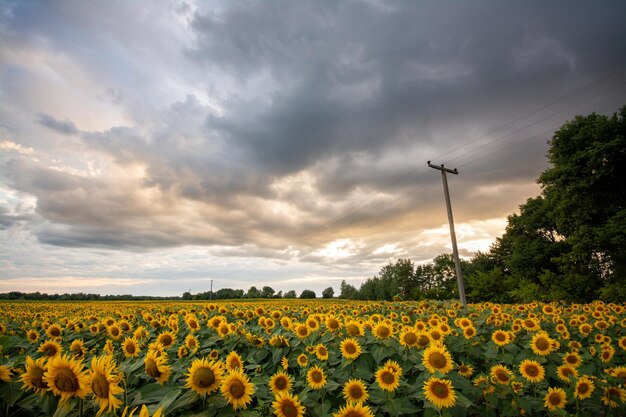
left=78, top=398, right=84, bottom=417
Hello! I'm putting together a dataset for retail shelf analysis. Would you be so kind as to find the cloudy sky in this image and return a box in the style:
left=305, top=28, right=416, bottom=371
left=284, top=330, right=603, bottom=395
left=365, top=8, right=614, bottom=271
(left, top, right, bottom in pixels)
left=1, top=0, right=625, bottom=296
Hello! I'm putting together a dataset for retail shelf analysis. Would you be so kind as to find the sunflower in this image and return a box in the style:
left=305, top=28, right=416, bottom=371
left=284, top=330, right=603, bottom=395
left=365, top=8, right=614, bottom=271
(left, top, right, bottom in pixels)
left=544, top=387, right=567, bottom=411
left=43, top=354, right=90, bottom=403
left=315, top=344, right=329, bottom=361
left=607, top=366, right=626, bottom=384
left=108, top=325, right=122, bottom=340
left=490, top=365, right=513, bottom=385
left=226, top=351, right=244, bottom=371
left=0, top=365, right=12, bottom=382
left=556, top=364, right=578, bottom=383
left=89, top=355, right=124, bottom=417
left=373, top=323, right=393, bottom=339
left=272, top=392, right=305, bottom=417
left=21, top=356, right=49, bottom=394
left=122, top=337, right=141, bottom=358
left=492, top=330, right=511, bottom=346
left=340, top=338, right=361, bottom=360
left=332, top=403, right=375, bottom=417
left=463, top=326, right=477, bottom=339
left=423, top=377, right=456, bottom=409
left=156, top=331, right=176, bottom=348
left=457, top=363, right=474, bottom=378
left=186, top=358, right=223, bottom=396
left=38, top=340, right=62, bottom=357
left=574, top=377, right=595, bottom=400
left=344, top=320, right=364, bottom=337
left=104, top=339, right=115, bottom=355
left=46, top=324, right=62, bottom=339
left=384, top=360, right=403, bottom=377
left=294, top=324, right=309, bottom=339
left=281, top=356, right=289, bottom=370
left=26, top=329, right=39, bottom=344
left=343, top=378, right=369, bottom=404
left=306, top=365, right=327, bottom=390
left=422, top=344, right=454, bottom=374
left=563, top=351, right=582, bottom=368
left=518, top=359, right=545, bottom=383
left=220, top=369, right=255, bottom=410
left=375, top=366, right=400, bottom=392
left=600, top=345, right=615, bottom=363
left=601, top=386, right=626, bottom=408
left=297, top=354, right=308, bottom=367
left=120, top=404, right=164, bottom=417
left=530, top=332, right=553, bottom=356
left=185, top=334, right=199, bottom=351
left=325, top=316, right=341, bottom=332
left=70, top=339, right=86, bottom=359
left=144, top=351, right=171, bottom=385
left=269, top=370, right=292, bottom=396
left=399, top=328, right=419, bottom=348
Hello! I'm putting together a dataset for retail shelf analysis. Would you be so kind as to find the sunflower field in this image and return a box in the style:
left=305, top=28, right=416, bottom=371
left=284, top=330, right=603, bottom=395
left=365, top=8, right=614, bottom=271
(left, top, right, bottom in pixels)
left=0, top=300, right=625, bottom=417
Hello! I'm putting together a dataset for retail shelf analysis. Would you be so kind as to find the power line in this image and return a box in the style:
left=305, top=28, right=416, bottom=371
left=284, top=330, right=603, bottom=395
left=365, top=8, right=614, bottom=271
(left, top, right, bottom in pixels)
left=292, top=69, right=626, bottom=247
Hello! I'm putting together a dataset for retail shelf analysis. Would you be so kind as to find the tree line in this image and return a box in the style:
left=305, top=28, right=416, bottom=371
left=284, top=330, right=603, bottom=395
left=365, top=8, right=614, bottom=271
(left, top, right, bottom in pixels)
left=340, top=105, right=626, bottom=303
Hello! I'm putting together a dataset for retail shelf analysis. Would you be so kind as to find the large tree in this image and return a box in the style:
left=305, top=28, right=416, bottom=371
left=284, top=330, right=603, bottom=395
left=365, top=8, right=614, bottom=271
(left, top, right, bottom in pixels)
left=466, top=105, right=626, bottom=302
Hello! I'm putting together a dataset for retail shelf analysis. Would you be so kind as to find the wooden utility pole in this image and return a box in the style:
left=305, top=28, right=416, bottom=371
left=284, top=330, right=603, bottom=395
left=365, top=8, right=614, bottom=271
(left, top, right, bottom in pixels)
left=209, top=279, right=213, bottom=301
left=428, top=161, right=467, bottom=306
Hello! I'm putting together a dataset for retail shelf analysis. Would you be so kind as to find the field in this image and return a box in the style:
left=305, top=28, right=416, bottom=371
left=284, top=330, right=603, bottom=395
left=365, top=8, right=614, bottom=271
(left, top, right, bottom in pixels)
left=0, top=300, right=625, bottom=417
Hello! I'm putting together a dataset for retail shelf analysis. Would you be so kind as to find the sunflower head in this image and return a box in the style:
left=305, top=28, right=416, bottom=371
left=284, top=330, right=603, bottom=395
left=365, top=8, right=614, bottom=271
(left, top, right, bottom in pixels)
left=43, top=354, right=90, bottom=403
left=38, top=340, right=62, bottom=358
left=422, top=344, right=453, bottom=374
left=122, top=337, right=141, bottom=358
left=225, top=351, right=244, bottom=371
left=343, top=378, right=369, bottom=404
left=375, top=366, right=399, bottom=392
left=519, top=359, right=545, bottom=383
left=531, top=332, right=554, bottom=356
left=186, top=358, right=223, bottom=396
left=90, top=355, right=124, bottom=417
left=423, top=377, right=456, bottom=409
left=306, top=365, right=327, bottom=390
left=574, top=377, right=595, bottom=400
left=21, top=356, right=49, bottom=394
left=272, top=392, right=305, bottom=417
left=340, top=338, right=361, bottom=360
left=544, top=387, right=567, bottom=411
left=220, top=369, right=255, bottom=410
left=269, top=370, right=292, bottom=395
left=144, top=351, right=171, bottom=385
left=490, top=364, right=513, bottom=385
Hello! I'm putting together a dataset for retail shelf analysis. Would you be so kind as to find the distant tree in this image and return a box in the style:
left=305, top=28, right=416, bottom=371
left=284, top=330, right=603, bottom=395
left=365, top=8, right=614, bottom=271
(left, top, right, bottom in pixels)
left=246, top=286, right=261, bottom=298
left=283, top=290, right=297, bottom=298
left=322, top=287, right=334, bottom=298
left=182, top=291, right=192, bottom=300
left=261, top=286, right=275, bottom=298
left=339, top=280, right=358, bottom=299
left=274, top=291, right=283, bottom=298
left=300, top=289, right=316, bottom=299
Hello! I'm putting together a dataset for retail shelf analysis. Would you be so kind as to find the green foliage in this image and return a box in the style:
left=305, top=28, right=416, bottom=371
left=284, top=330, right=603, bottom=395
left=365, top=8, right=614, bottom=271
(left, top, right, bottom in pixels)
left=321, top=287, right=334, bottom=298
left=465, top=104, right=626, bottom=302
left=299, top=289, right=316, bottom=299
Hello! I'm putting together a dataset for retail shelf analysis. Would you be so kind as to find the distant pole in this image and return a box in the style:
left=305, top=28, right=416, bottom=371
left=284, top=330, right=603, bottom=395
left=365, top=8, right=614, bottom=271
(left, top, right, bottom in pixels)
left=428, top=161, right=467, bottom=306
left=209, top=279, right=213, bottom=301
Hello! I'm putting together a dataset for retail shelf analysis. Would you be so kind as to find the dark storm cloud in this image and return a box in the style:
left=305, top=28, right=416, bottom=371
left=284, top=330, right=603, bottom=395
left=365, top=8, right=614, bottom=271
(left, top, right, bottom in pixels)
left=37, top=114, right=79, bottom=136
left=186, top=0, right=626, bottom=191
left=3, top=0, right=626, bottom=254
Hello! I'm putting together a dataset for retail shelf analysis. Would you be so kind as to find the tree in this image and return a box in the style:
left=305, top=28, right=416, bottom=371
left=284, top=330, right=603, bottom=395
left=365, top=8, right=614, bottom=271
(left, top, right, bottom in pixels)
left=300, top=289, right=316, bottom=299
left=339, top=280, right=358, bottom=299
left=261, top=286, right=275, bottom=298
left=465, top=105, right=626, bottom=302
left=246, top=286, right=261, bottom=298
left=182, top=291, right=192, bottom=300
left=322, top=287, right=334, bottom=298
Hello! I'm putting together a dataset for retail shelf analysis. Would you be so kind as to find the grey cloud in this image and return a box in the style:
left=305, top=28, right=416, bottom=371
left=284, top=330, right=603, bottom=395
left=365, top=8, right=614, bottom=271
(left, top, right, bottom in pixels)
left=36, top=114, right=79, bottom=136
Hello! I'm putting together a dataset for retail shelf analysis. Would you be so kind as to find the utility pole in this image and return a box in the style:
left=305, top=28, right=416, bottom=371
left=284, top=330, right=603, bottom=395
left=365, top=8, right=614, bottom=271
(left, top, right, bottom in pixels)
left=428, top=161, right=467, bottom=306
left=209, top=279, right=213, bottom=301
